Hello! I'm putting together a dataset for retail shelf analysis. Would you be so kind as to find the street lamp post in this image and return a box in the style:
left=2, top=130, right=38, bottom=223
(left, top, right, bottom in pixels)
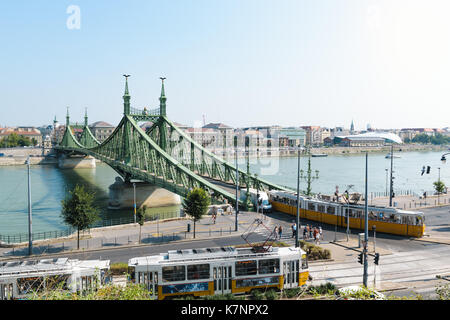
left=26, top=156, right=33, bottom=256
left=438, top=167, right=441, bottom=205
left=345, top=184, right=354, bottom=242
left=385, top=168, right=388, bottom=197
left=133, top=182, right=136, bottom=224
left=363, top=152, right=369, bottom=287
left=295, top=145, right=303, bottom=248
left=235, top=137, right=239, bottom=232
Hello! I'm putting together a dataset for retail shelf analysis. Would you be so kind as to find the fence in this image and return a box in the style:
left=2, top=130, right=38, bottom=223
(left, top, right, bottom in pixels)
left=0, top=211, right=180, bottom=245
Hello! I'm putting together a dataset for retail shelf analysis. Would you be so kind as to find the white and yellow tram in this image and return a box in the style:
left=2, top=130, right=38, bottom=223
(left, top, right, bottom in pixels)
left=268, top=190, right=425, bottom=238
left=0, top=258, right=110, bottom=300
left=128, top=246, right=309, bottom=300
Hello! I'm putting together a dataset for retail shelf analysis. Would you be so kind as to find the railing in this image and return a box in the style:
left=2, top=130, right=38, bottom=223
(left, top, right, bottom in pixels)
left=130, top=106, right=160, bottom=116
left=0, top=211, right=180, bottom=244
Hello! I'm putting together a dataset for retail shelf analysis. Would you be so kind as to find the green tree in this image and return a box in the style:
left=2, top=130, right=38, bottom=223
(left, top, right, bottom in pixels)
left=182, top=188, right=211, bottom=239
left=61, top=185, right=99, bottom=249
left=136, top=205, right=146, bottom=244
left=433, top=180, right=446, bottom=195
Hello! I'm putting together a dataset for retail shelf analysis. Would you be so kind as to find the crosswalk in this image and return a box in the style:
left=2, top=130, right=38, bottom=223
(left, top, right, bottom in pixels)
left=249, top=215, right=328, bottom=247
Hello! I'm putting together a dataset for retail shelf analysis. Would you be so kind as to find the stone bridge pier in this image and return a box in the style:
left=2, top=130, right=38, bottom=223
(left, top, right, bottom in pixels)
left=58, top=154, right=96, bottom=169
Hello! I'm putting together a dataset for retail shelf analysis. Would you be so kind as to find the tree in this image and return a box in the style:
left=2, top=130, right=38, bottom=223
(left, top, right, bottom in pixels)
left=61, top=184, right=99, bottom=249
left=182, top=188, right=211, bottom=239
left=136, top=205, right=146, bottom=244
left=433, top=180, right=446, bottom=195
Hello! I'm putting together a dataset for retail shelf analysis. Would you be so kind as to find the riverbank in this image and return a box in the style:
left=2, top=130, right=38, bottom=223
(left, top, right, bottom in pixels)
left=0, top=144, right=447, bottom=166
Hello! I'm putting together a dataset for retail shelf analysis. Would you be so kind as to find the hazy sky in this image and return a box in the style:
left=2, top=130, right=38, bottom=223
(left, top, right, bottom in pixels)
left=1, top=0, right=450, bottom=130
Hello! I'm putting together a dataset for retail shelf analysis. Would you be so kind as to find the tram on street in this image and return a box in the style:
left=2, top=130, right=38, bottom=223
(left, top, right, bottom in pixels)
left=0, top=258, right=111, bottom=300
left=268, top=190, right=425, bottom=237
left=128, top=245, right=309, bottom=300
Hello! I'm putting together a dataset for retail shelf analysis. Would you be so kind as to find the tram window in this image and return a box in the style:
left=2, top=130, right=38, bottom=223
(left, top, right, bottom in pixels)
left=301, top=255, right=308, bottom=269
left=317, top=205, right=325, bottom=213
left=368, top=211, right=376, bottom=221
left=17, top=277, right=44, bottom=295
left=187, top=264, right=210, bottom=280
left=308, top=203, right=315, bottom=211
left=162, top=265, right=186, bottom=282
left=258, top=259, right=280, bottom=274
left=326, top=206, right=335, bottom=215
left=235, top=260, right=257, bottom=276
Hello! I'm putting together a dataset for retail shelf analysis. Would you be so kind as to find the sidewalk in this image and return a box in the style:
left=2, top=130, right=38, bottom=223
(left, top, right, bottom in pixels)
left=0, top=210, right=380, bottom=264
left=0, top=211, right=264, bottom=259
left=367, top=193, right=450, bottom=210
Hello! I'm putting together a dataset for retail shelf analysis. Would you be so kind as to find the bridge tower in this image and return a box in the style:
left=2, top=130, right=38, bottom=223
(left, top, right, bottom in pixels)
left=122, top=75, right=132, bottom=176
left=158, top=77, right=168, bottom=152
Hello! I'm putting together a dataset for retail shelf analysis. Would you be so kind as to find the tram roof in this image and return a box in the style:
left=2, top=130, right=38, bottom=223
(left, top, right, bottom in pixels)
left=269, top=190, right=424, bottom=216
left=0, top=258, right=110, bottom=279
left=129, top=246, right=305, bottom=266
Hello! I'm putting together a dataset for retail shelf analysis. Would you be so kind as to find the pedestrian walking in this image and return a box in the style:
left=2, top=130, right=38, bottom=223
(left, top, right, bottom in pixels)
left=303, top=226, right=307, bottom=240
left=319, top=226, right=323, bottom=240
left=274, top=226, right=279, bottom=240
left=292, top=223, right=297, bottom=238
left=306, top=225, right=310, bottom=239
left=313, top=227, right=319, bottom=244
left=278, top=225, right=283, bottom=239
left=309, top=225, right=313, bottom=239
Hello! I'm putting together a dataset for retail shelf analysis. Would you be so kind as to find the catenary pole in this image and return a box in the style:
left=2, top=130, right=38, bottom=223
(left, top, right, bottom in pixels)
left=363, top=152, right=369, bottom=287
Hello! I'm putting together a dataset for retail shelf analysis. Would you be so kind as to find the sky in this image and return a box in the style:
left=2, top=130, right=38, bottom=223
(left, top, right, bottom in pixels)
left=1, top=0, right=450, bottom=130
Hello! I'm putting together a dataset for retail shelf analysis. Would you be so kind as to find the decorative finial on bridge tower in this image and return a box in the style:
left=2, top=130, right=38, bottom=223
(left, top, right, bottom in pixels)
left=66, top=107, right=70, bottom=126
left=123, top=74, right=131, bottom=115
left=84, top=107, right=88, bottom=127
left=159, top=77, right=167, bottom=117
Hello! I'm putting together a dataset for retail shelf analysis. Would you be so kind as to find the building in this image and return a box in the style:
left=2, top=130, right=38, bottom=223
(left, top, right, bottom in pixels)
left=89, top=121, right=116, bottom=143
left=185, top=127, right=219, bottom=148
left=330, top=131, right=402, bottom=146
left=279, top=127, right=306, bottom=147
left=202, top=123, right=234, bottom=149
left=0, top=127, right=42, bottom=146
left=339, top=136, right=385, bottom=147
left=301, top=126, right=322, bottom=146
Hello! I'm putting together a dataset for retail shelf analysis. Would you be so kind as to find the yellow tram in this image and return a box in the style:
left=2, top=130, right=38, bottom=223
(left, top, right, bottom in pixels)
left=268, top=190, right=425, bottom=238
left=128, top=246, right=309, bottom=300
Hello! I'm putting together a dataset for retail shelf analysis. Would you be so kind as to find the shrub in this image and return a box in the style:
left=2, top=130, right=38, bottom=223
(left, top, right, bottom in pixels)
left=110, top=262, right=128, bottom=275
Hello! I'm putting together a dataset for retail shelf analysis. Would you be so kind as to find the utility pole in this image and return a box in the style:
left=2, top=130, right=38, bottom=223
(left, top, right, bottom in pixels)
left=235, top=137, right=239, bottom=232
left=438, top=167, right=441, bottom=205
left=133, top=182, right=136, bottom=224
left=27, top=156, right=33, bottom=256
left=389, top=145, right=394, bottom=207
left=295, top=145, right=302, bottom=248
left=363, top=152, right=369, bottom=287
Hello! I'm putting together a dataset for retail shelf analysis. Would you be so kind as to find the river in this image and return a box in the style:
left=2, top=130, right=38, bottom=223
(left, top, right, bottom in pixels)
left=0, top=150, right=448, bottom=235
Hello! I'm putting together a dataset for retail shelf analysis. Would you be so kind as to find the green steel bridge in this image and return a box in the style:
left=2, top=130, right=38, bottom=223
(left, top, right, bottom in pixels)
left=56, top=76, right=291, bottom=206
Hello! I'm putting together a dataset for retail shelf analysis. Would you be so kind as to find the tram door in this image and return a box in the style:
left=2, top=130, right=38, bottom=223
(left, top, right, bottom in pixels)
left=283, top=260, right=298, bottom=289
left=140, top=271, right=158, bottom=300
left=213, top=264, right=232, bottom=295
left=0, top=283, right=14, bottom=300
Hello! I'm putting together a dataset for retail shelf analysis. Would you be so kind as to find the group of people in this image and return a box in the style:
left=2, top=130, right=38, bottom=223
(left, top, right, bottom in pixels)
left=303, top=224, right=323, bottom=244
left=273, top=225, right=283, bottom=240
left=273, top=223, right=324, bottom=244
